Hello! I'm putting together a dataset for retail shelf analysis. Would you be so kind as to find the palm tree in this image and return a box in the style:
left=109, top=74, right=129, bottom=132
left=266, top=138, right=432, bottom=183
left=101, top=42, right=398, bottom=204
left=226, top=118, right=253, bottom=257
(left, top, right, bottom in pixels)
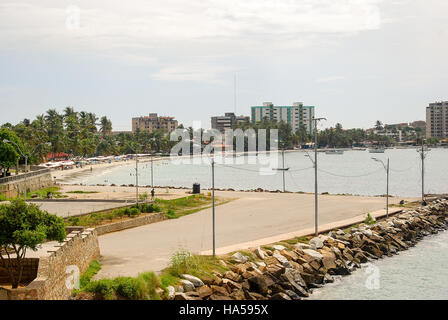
left=375, top=120, right=383, bottom=131
left=99, top=116, right=112, bottom=137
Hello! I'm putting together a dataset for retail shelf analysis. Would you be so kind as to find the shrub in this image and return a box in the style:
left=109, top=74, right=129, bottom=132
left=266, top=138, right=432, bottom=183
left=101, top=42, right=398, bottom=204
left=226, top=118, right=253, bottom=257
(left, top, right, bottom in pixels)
left=128, top=208, right=140, bottom=217
left=114, top=277, right=146, bottom=300
left=85, top=279, right=117, bottom=300
left=112, top=208, right=125, bottom=218
left=68, top=216, right=80, bottom=226
left=165, top=209, right=176, bottom=219
left=136, top=203, right=161, bottom=213
left=365, top=213, right=376, bottom=225
left=79, top=260, right=102, bottom=289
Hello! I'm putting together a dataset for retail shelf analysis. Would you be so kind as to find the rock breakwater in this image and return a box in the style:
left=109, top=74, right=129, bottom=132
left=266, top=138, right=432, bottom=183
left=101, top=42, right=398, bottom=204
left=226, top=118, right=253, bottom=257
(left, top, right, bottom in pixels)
left=168, top=198, right=448, bottom=300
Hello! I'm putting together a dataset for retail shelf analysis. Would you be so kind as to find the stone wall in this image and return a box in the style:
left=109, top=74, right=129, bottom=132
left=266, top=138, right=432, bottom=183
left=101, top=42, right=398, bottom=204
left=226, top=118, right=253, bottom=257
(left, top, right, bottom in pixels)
left=0, top=228, right=100, bottom=300
left=0, top=258, right=39, bottom=285
left=95, top=212, right=166, bottom=235
left=0, top=170, right=53, bottom=198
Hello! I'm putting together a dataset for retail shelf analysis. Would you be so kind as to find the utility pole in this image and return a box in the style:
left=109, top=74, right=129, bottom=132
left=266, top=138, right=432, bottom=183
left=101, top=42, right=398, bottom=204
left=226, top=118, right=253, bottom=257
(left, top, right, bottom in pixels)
left=273, top=149, right=289, bottom=192
left=150, top=154, right=154, bottom=200
left=211, top=159, right=216, bottom=258
left=312, top=117, right=326, bottom=236
left=135, top=153, right=139, bottom=206
left=417, top=138, right=428, bottom=203
left=372, top=157, right=390, bottom=218
left=387, top=158, right=390, bottom=217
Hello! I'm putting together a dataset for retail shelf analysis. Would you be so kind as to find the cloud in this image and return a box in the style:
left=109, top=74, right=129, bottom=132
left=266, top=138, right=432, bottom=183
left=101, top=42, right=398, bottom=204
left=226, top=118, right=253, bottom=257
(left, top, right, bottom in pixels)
left=152, top=64, right=233, bottom=82
left=315, top=75, right=346, bottom=83
left=0, top=0, right=383, bottom=81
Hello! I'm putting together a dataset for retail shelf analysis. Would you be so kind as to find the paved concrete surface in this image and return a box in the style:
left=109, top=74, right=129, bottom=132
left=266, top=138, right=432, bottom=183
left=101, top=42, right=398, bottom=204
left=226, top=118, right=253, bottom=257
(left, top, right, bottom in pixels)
left=96, top=191, right=412, bottom=279
left=29, top=201, right=128, bottom=218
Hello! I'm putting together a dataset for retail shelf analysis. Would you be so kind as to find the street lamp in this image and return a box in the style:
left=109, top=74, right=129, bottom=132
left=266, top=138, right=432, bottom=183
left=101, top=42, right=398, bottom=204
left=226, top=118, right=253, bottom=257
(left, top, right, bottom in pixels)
left=311, top=117, right=326, bottom=236
left=372, top=157, right=390, bottom=219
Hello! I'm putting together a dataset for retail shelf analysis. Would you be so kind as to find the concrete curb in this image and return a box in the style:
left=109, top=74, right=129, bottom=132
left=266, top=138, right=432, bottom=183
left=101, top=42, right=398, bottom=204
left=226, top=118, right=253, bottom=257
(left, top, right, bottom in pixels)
left=200, top=207, right=404, bottom=256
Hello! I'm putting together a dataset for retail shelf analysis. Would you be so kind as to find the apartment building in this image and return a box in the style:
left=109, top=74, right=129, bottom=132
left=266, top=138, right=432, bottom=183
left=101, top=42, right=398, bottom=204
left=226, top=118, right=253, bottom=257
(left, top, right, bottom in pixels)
left=132, top=113, right=178, bottom=134
left=251, top=102, right=315, bottom=134
left=426, top=101, right=448, bottom=138
left=211, top=112, right=250, bottom=133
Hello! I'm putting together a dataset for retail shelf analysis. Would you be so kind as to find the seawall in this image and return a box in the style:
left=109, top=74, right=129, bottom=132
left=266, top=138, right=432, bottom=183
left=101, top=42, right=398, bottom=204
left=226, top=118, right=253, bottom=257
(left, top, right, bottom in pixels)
left=169, top=198, right=448, bottom=300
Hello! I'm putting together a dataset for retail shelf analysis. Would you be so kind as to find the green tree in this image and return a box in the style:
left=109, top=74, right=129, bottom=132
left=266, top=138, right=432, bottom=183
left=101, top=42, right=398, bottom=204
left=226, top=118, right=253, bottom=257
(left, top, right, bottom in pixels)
left=0, top=128, right=23, bottom=177
left=99, top=116, right=113, bottom=137
left=0, top=199, right=66, bottom=288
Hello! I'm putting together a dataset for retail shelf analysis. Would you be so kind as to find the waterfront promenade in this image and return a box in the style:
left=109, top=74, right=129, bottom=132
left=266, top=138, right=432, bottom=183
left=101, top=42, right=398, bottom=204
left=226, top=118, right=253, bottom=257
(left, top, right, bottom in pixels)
left=95, top=190, right=410, bottom=279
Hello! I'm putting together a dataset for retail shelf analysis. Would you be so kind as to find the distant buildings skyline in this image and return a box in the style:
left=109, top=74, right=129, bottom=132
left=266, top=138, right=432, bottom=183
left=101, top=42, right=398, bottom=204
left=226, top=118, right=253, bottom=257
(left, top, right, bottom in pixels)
left=251, top=102, right=315, bottom=135
left=426, top=101, right=448, bottom=139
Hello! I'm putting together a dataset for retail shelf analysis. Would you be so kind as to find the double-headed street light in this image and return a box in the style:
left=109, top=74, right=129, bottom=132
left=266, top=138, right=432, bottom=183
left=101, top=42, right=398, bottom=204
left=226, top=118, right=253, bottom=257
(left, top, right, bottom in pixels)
left=372, top=157, right=390, bottom=219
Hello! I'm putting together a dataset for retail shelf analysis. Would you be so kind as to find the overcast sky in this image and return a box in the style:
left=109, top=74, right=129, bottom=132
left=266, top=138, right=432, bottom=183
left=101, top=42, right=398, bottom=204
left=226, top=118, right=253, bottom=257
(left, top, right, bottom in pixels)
left=1, top=0, right=447, bottom=131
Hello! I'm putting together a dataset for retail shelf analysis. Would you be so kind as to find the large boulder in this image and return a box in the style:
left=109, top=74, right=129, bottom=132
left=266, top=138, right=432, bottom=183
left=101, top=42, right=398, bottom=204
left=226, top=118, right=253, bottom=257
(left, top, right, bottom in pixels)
left=272, top=244, right=287, bottom=251
left=231, top=252, right=250, bottom=263
left=309, top=237, right=324, bottom=250
left=254, top=247, right=265, bottom=259
left=180, top=279, right=195, bottom=292
left=248, top=275, right=273, bottom=295
left=166, top=286, right=176, bottom=299
left=303, top=249, right=323, bottom=261
left=197, top=285, right=213, bottom=299
left=270, top=292, right=291, bottom=300
left=181, top=274, right=204, bottom=287
left=281, top=268, right=308, bottom=297
left=273, top=251, right=292, bottom=268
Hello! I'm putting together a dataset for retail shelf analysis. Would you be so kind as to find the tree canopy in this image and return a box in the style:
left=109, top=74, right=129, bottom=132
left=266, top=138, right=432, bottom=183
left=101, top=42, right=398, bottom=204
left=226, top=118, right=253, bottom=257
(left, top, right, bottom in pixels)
left=0, top=199, right=66, bottom=288
left=0, top=128, right=23, bottom=177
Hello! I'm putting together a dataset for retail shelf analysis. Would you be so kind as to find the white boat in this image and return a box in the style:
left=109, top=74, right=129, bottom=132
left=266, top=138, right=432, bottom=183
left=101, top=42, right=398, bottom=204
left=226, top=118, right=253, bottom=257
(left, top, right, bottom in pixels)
left=368, top=147, right=385, bottom=153
left=352, top=147, right=367, bottom=151
left=325, top=149, right=344, bottom=155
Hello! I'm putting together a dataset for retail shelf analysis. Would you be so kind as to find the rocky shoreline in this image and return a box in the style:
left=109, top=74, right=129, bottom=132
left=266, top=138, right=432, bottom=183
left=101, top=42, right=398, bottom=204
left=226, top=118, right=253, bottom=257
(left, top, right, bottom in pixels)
left=65, top=183, right=378, bottom=197
left=167, top=198, right=448, bottom=300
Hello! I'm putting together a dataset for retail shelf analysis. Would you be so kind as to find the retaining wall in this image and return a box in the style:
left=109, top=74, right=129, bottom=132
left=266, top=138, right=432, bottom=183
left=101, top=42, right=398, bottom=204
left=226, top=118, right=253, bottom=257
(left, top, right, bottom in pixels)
left=0, top=169, right=53, bottom=198
left=95, top=212, right=166, bottom=235
left=0, top=228, right=100, bottom=300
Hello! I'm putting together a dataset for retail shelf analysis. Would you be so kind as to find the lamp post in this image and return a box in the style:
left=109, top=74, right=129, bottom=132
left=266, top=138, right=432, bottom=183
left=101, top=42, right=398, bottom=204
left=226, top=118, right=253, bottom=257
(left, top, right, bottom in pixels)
left=311, top=117, right=326, bottom=236
left=372, top=157, right=390, bottom=219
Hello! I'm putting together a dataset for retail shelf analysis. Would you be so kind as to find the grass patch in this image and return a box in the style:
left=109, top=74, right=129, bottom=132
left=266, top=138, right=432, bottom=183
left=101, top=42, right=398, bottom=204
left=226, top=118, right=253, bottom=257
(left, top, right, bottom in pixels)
left=27, top=186, right=67, bottom=199
left=75, top=250, right=229, bottom=300
left=155, top=194, right=232, bottom=219
left=80, top=260, right=102, bottom=289
left=65, top=203, right=162, bottom=227
left=161, top=250, right=228, bottom=281
left=83, top=272, right=162, bottom=300
left=65, top=195, right=231, bottom=227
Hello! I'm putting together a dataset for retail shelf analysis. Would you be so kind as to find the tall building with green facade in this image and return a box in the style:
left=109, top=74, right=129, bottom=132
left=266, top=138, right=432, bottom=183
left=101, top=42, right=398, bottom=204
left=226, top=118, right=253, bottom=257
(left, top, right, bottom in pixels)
left=251, top=102, right=315, bottom=134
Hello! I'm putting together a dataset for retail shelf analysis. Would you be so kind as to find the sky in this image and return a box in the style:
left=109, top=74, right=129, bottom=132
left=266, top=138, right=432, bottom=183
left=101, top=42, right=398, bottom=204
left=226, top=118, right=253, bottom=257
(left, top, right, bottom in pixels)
left=0, top=0, right=447, bottom=131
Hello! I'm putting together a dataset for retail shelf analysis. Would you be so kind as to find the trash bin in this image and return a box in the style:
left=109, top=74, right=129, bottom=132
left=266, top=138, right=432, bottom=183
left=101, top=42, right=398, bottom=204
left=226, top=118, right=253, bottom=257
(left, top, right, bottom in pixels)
left=192, top=183, right=200, bottom=194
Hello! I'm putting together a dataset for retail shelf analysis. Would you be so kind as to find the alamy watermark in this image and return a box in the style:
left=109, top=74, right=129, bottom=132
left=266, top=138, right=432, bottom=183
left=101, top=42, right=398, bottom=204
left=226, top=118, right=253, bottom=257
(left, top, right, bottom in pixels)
left=364, top=263, right=380, bottom=290
left=66, top=5, right=81, bottom=30
left=169, top=126, right=280, bottom=175
left=65, top=265, right=80, bottom=290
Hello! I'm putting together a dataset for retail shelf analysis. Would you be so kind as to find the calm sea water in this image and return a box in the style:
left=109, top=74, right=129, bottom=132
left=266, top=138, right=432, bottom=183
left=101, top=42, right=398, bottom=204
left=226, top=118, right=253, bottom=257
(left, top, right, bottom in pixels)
left=65, top=149, right=448, bottom=197
left=309, top=230, right=448, bottom=300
